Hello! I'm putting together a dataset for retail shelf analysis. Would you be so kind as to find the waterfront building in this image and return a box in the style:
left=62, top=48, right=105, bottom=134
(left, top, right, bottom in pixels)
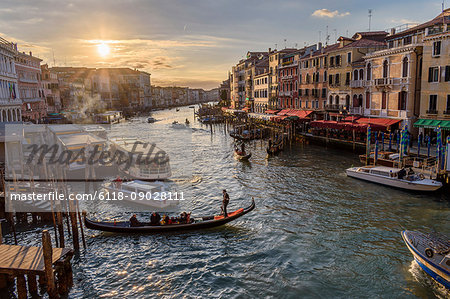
left=253, top=71, right=269, bottom=113
left=218, top=78, right=231, bottom=105
left=41, top=64, right=61, bottom=113
left=15, top=50, right=45, bottom=122
left=246, top=57, right=269, bottom=111
left=298, top=43, right=337, bottom=111
left=415, top=9, right=450, bottom=137
left=230, top=51, right=268, bottom=109
left=327, top=32, right=387, bottom=117
left=0, top=37, right=21, bottom=122
left=268, top=48, right=297, bottom=109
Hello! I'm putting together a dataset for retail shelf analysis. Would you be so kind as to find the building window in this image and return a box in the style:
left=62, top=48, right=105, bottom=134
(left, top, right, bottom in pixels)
left=329, top=74, right=333, bottom=84
left=365, top=92, right=370, bottom=109
left=398, top=91, right=407, bottom=110
left=353, top=70, right=358, bottom=81
left=335, top=74, right=340, bottom=85
left=359, top=69, right=364, bottom=80
left=345, top=72, right=350, bottom=86
left=324, top=71, right=327, bottom=82
left=382, top=60, right=389, bottom=78
left=446, top=95, right=450, bottom=113
left=428, top=95, right=437, bottom=112
left=445, top=66, right=450, bottom=82
left=367, top=63, right=371, bottom=80
left=432, top=41, right=441, bottom=56
left=428, top=67, right=440, bottom=82
left=322, top=88, right=326, bottom=98
left=347, top=52, right=352, bottom=63
left=402, top=57, right=408, bottom=78
left=381, top=91, right=387, bottom=109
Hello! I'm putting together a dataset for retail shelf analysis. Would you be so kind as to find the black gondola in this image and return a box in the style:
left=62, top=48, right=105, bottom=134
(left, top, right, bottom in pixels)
left=234, top=151, right=252, bottom=161
left=83, top=199, right=255, bottom=233
left=267, top=142, right=283, bottom=155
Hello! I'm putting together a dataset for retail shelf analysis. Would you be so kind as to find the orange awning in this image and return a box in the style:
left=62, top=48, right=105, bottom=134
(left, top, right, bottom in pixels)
left=265, top=109, right=280, bottom=114
left=242, top=107, right=250, bottom=112
left=356, top=117, right=402, bottom=128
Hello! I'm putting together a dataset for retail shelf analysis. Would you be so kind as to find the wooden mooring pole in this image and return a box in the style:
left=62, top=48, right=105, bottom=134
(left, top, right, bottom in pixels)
left=42, top=230, right=57, bottom=298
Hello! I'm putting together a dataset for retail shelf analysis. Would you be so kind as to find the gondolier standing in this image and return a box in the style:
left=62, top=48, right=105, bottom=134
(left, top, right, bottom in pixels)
left=222, top=189, right=230, bottom=217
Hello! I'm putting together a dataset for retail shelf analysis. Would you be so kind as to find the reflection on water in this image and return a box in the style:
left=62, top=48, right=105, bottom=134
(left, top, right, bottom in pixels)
left=4, top=105, right=450, bottom=298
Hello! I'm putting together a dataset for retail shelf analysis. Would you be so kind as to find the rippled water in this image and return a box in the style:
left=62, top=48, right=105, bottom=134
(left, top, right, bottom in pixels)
left=5, top=106, right=450, bottom=298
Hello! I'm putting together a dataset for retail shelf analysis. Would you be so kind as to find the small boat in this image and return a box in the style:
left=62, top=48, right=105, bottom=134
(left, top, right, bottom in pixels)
left=103, top=179, right=179, bottom=210
left=345, top=166, right=442, bottom=191
left=267, top=141, right=283, bottom=155
left=401, top=230, right=450, bottom=290
left=176, top=108, right=180, bottom=112
left=234, top=150, right=252, bottom=161
left=171, top=121, right=185, bottom=129
left=83, top=198, right=255, bottom=233
left=147, top=117, right=156, bottom=123
left=185, top=119, right=190, bottom=125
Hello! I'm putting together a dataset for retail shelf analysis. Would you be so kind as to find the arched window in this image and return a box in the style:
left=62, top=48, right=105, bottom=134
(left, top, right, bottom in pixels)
left=353, top=94, right=358, bottom=107
left=359, top=69, right=364, bottom=80
left=402, top=57, right=408, bottom=78
left=398, top=91, right=407, bottom=110
left=329, top=95, right=333, bottom=105
left=366, top=63, right=372, bottom=80
left=324, top=71, right=327, bottom=82
left=358, top=94, right=363, bottom=107
left=345, top=95, right=350, bottom=108
left=335, top=95, right=339, bottom=105
left=382, top=60, right=389, bottom=78
left=353, top=70, right=358, bottom=81
left=365, top=92, right=370, bottom=109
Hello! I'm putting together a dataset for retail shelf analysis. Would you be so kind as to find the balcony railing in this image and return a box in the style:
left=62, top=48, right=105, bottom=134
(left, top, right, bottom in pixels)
left=350, top=80, right=366, bottom=88
left=374, top=77, right=410, bottom=87
left=349, top=107, right=363, bottom=114
left=426, top=109, right=438, bottom=114
left=444, top=110, right=450, bottom=115
left=325, top=104, right=343, bottom=111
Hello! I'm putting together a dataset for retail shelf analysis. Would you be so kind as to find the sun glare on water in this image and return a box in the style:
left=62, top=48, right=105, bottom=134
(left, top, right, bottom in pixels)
left=97, top=43, right=110, bottom=57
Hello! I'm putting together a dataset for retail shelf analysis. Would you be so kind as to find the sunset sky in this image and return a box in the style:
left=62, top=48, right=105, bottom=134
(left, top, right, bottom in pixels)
left=0, top=0, right=445, bottom=89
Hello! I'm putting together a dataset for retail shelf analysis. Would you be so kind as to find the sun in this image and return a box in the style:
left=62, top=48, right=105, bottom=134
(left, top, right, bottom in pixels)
left=97, top=43, right=110, bottom=57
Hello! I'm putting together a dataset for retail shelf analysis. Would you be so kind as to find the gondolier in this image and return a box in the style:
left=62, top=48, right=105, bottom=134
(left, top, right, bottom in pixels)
left=222, top=189, right=230, bottom=217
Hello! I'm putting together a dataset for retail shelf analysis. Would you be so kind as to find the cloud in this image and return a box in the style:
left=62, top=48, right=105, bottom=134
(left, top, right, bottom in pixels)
left=312, top=9, right=350, bottom=18
left=390, top=18, right=419, bottom=25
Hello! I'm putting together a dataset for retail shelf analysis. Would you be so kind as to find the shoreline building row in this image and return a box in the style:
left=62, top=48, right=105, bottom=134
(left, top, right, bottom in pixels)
left=227, top=9, right=450, bottom=136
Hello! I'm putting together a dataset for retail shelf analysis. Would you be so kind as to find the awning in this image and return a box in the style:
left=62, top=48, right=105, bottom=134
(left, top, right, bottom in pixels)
left=271, top=115, right=289, bottom=122
left=277, top=109, right=313, bottom=119
left=277, top=109, right=291, bottom=116
left=343, top=115, right=361, bottom=122
left=414, top=119, right=450, bottom=130
left=310, top=120, right=385, bottom=132
left=248, top=113, right=272, bottom=121
left=356, top=117, right=402, bottom=128
left=265, top=109, right=280, bottom=114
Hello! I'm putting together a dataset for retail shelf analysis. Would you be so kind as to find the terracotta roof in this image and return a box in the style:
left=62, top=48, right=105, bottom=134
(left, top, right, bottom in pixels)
left=342, top=38, right=386, bottom=48
left=388, top=9, right=450, bottom=39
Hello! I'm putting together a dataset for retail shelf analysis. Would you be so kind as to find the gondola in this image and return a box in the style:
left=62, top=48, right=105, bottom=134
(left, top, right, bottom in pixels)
left=266, top=143, right=283, bottom=155
left=234, top=150, right=252, bottom=161
left=83, top=199, right=255, bottom=233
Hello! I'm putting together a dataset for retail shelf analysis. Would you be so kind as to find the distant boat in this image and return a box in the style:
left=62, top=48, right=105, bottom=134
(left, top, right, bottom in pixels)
left=147, top=117, right=156, bottom=123
left=103, top=179, right=178, bottom=210
left=176, top=108, right=180, bottom=112
left=171, top=121, right=185, bottom=129
left=345, top=166, right=442, bottom=191
left=234, top=150, right=251, bottom=161
left=109, top=137, right=171, bottom=180
left=401, top=230, right=450, bottom=290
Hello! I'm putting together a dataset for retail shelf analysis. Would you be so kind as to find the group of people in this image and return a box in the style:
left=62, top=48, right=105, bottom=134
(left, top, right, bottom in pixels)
left=128, top=189, right=232, bottom=227
left=129, top=211, right=192, bottom=227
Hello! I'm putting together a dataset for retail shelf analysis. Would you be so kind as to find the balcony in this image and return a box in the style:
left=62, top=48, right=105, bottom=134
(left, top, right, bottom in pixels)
left=349, top=106, right=363, bottom=114
left=19, top=77, right=38, bottom=84
left=426, top=109, right=438, bottom=115
left=374, top=77, right=410, bottom=87
left=280, top=75, right=293, bottom=80
left=350, top=80, right=366, bottom=88
left=325, top=104, right=343, bottom=111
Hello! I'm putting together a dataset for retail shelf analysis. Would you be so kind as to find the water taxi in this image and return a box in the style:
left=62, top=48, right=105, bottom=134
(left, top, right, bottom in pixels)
left=103, top=179, right=179, bottom=210
left=109, top=137, right=171, bottom=180
left=345, top=166, right=442, bottom=191
left=401, top=230, right=450, bottom=290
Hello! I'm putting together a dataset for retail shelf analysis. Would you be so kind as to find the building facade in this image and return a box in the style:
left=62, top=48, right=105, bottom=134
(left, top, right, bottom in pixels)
left=0, top=37, right=21, bottom=122
left=417, top=9, right=450, bottom=136
left=15, top=51, right=45, bottom=122
left=253, top=72, right=269, bottom=113
left=41, top=64, right=61, bottom=113
left=327, top=32, right=387, bottom=118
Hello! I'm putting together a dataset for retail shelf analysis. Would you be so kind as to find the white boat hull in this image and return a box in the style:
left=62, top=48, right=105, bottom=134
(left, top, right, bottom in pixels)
left=346, top=168, right=442, bottom=191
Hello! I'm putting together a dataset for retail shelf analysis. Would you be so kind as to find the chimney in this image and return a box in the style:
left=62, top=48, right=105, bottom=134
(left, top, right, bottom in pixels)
left=390, top=28, right=396, bottom=35
left=318, top=42, right=322, bottom=50
left=29, top=51, right=32, bottom=56
left=268, top=47, right=271, bottom=53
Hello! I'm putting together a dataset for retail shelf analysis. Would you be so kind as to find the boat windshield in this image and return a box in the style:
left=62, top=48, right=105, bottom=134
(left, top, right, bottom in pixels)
left=405, top=173, right=425, bottom=181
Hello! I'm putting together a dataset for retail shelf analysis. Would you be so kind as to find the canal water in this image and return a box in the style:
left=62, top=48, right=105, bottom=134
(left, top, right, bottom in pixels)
left=6, top=106, right=450, bottom=298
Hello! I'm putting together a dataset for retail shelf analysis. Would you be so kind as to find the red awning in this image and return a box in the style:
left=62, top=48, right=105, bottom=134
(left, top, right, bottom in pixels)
left=271, top=115, right=289, bottom=122
left=285, top=110, right=313, bottom=119
left=356, top=117, right=402, bottom=128
left=265, top=109, right=280, bottom=114
left=343, top=115, right=361, bottom=122
left=310, top=120, right=385, bottom=132
left=277, top=109, right=291, bottom=116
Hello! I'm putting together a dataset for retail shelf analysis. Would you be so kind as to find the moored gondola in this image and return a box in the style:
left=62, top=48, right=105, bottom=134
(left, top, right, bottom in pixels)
left=83, top=199, right=255, bottom=233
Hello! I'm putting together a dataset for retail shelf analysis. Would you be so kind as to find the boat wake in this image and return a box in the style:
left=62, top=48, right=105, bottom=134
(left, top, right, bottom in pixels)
left=170, top=175, right=203, bottom=186
left=408, top=260, right=449, bottom=298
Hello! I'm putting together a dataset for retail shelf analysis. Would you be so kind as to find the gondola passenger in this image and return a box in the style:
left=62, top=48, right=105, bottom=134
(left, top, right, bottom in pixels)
left=130, top=214, right=141, bottom=227
left=150, top=212, right=161, bottom=225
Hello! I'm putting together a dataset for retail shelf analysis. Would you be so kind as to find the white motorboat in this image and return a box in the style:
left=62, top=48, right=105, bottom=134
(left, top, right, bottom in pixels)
left=171, top=121, right=185, bottom=129
left=109, top=137, right=171, bottom=180
left=401, top=230, right=449, bottom=290
left=345, top=166, right=442, bottom=191
left=103, top=179, right=179, bottom=210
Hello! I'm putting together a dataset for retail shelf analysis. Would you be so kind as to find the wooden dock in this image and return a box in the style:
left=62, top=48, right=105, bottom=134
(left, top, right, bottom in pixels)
left=0, top=245, right=72, bottom=275
left=0, top=230, right=74, bottom=299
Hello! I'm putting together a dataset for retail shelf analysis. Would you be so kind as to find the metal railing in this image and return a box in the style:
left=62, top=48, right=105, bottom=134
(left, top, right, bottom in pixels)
left=426, top=109, right=438, bottom=114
